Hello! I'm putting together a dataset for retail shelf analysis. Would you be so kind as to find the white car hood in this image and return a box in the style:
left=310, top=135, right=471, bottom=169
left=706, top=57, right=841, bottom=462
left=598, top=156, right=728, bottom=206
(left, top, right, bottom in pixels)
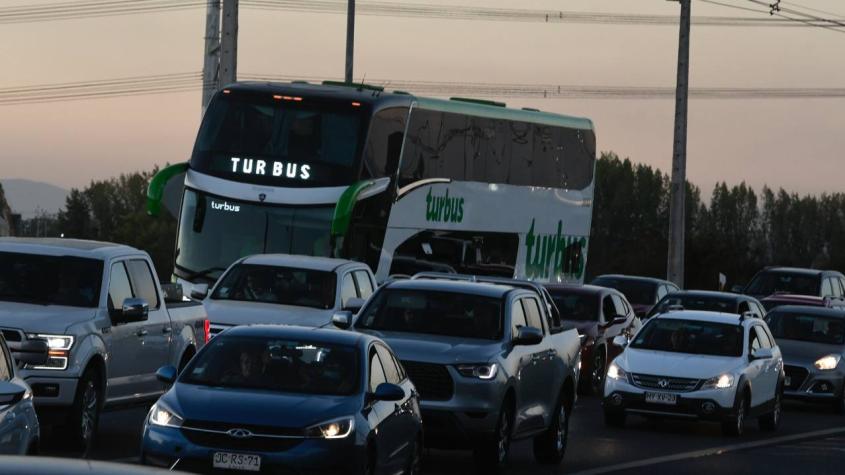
left=617, top=348, right=743, bottom=380
left=0, top=301, right=96, bottom=334
left=204, top=299, right=335, bottom=328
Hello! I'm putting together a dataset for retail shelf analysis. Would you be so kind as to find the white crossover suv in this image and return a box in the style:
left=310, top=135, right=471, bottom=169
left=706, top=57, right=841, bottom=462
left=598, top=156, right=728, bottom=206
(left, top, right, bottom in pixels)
left=603, top=310, right=784, bottom=436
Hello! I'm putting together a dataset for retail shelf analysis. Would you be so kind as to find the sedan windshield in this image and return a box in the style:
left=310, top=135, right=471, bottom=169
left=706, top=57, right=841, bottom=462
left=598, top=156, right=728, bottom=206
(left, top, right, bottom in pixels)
left=766, top=312, right=845, bottom=345
left=630, top=318, right=744, bottom=357
left=592, top=278, right=656, bottom=306
left=0, top=252, right=103, bottom=307
left=357, top=289, right=503, bottom=340
left=746, top=271, right=820, bottom=297
left=182, top=335, right=359, bottom=395
left=550, top=293, right=599, bottom=322
left=211, top=264, right=336, bottom=309
left=651, top=295, right=736, bottom=316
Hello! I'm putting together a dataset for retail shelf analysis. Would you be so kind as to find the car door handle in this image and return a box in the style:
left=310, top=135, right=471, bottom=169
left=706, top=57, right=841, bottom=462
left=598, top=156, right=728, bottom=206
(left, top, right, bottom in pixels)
left=136, top=329, right=148, bottom=337
left=162, top=327, right=172, bottom=334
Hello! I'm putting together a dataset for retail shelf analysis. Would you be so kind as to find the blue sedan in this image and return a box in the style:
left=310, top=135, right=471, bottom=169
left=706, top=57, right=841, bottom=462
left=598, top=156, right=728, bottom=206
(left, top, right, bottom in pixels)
left=0, top=334, right=47, bottom=455
left=141, top=325, right=423, bottom=474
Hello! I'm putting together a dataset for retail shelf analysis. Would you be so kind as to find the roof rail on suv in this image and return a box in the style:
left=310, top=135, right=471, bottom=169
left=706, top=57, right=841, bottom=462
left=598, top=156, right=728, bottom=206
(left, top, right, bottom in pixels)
left=411, top=272, right=563, bottom=331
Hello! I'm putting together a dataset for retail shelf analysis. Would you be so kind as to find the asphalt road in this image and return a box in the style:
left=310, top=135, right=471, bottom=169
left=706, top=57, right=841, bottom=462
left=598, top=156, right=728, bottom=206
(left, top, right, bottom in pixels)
left=39, top=396, right=845, bottom=474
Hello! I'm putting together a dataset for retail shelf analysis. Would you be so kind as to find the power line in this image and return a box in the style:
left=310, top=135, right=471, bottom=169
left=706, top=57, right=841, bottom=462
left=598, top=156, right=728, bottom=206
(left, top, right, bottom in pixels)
left=782, top=1, right=845, bottom=19
left=0, top=0, right=206, bottom=24
left=743, top=0, right=845, bottom=33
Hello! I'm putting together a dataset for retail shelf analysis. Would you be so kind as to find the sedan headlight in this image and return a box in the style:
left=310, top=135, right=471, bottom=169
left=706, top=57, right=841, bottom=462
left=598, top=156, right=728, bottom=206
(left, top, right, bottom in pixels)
left=456, top=364, right=498, bottom=380
left=702, top=373, right=735, bottom=390
left=304, top=416, right=355, bottom=439
left=148, top=403, right=184, bottom=428
left=26, top=334, right=74, bottom=370
left=814, top=354, right=841, bottom=371
left=606, top=362, right=628, bottom=381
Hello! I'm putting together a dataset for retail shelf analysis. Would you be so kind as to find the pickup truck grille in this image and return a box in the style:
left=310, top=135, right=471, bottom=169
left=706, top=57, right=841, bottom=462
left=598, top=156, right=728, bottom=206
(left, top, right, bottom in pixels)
left=181, top=419, right=303, bottom=452
left=784, top=365, right=808, bottom=390
left=0, top=329, right=24, bottom=343
left=400, top=361, right=454, bottom=401
left=630, top=373, right=701, bottom=392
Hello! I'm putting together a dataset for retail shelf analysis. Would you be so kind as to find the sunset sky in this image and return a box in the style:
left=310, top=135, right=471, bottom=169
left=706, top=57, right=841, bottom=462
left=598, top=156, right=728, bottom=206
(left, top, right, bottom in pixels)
left=2, top=0, right=844, bottom=197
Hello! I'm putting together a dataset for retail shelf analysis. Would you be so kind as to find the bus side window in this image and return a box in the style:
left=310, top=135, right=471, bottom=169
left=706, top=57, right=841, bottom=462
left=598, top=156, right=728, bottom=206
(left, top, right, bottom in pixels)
left=363, top=107, right=408, bottom=179
left=507, top=120, right=532, bottom=186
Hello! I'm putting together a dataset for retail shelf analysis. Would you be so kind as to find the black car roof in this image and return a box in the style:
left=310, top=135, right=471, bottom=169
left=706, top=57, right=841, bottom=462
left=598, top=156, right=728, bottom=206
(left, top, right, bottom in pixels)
left=593, top=274, right=674, bottom=286
left=386, top=278, right=514, bottom=298
left=666, top=290, right=746, bottom=300
left=767, top=305, right=845, bottom=318
left=223, top=325, right=367, bottom=346
left=760, top=267, right=842, bottom=277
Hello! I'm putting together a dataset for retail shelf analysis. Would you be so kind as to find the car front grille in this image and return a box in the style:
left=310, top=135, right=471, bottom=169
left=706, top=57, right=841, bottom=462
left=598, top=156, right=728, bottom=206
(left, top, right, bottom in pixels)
left=181, top=420, right=303, bottom=453
left=400, top=361, right=454, bottom=401
left=630, top=373, right=701, bottom=392
left=784, top=365, right=809, bottom=390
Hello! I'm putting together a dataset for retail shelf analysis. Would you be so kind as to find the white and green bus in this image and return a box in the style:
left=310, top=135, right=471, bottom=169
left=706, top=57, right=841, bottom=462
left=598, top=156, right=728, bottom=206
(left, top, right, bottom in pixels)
left=148, top=81, right=596, bottom=285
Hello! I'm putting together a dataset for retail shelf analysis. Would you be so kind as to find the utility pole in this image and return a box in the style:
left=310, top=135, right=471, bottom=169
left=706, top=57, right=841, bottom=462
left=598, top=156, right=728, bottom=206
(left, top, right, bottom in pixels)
left=201, top=0, right=221, bottom=113
left=345, top=0, right=355, bottom=83
left=220, top=0, right=239, bottom=87
left=667, top=0, right=691, bottom=287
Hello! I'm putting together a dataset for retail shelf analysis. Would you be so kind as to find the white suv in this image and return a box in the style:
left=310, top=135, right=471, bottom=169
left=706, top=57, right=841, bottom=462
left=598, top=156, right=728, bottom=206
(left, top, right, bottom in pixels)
left=603, top=310, right=784, bottom=436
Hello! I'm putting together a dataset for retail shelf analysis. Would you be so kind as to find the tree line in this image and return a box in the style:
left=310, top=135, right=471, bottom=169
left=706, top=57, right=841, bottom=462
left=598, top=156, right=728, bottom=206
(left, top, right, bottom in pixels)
left=12, top=154, right=845, bottom=289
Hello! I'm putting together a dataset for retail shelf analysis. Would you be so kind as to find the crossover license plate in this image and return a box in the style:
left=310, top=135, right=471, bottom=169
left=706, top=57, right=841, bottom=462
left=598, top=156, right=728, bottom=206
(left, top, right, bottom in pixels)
left=213, top=452, right=261, bottom=472
left=645, top=392, right=678, bottom=405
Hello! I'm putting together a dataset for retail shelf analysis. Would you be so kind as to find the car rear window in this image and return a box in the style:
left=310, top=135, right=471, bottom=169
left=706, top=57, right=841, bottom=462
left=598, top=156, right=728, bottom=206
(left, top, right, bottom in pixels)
left=766, top=311, right=845, bottom=345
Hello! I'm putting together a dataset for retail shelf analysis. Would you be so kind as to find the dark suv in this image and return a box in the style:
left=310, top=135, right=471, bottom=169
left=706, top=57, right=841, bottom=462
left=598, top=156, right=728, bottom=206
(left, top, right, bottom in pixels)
left=742, top=267, right=845, bottom=304
left=590, top=275, right=680, bottom=318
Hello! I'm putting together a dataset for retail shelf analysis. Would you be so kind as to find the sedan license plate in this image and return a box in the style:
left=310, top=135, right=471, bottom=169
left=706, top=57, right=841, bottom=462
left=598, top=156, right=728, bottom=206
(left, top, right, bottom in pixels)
left=213, top=452, right=261, bottom=472
left=645, top=392, right=678, bottom=405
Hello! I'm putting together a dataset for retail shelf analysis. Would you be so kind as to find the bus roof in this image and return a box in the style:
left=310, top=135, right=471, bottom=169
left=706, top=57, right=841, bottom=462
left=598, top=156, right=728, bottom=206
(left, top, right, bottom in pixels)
left=225, top=81, right=594, bottom=131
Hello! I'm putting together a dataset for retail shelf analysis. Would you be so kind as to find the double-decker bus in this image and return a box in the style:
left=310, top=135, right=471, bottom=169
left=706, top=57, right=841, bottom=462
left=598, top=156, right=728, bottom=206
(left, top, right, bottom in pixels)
left=148, top=81, right=596, bottom=286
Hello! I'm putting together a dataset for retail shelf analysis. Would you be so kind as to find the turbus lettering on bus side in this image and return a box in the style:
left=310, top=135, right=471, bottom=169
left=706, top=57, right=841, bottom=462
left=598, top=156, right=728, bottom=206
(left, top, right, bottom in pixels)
left=425, top=188, right=464, bottom=223
left=524, top=219, right=587, bottom=280
left=230, top=157, right=311, bottom=180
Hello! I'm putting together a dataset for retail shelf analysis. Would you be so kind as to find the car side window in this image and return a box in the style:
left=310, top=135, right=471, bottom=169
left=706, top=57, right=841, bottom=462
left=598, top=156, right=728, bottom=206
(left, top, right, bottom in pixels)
left=375, top=345, right=401, bottom=385
left=108, top=262, right=134, bottom=310
left=749, top=326, right=763, bottom=352
left=522, top=298, right=545, bottom=332
left=737, top=301, right=750, bottom=315
left=0, top=341, right=11, bottom=382
left=391, top=352, right=407, bottom=381
left=369, top=351, right=387, bottom=393
left=511, top=300, right=527, bottom=337
left=831, top=278, right=844, bottom=298
left=126, top=259, right=160, bottom=309
left=353, top=270, right=375, bottom=299
left=822, top=278, right=834, bottom=298
left=340, top=273, right=358, bottom=307
left=602, top=296, right=616, bottom=322
left=753, top=302, right=766, bottom=318
left=656, top=285, right=668, bottom=300
left=611, top=295, right=628, bottom=319
left=754, top=326, right=773, bottom=349
left=838, top=278, right=845, bottom=297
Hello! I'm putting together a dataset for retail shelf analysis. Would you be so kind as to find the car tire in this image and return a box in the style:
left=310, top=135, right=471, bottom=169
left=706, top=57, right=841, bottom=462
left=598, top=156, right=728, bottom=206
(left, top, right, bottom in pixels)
left=404, top=435, right=422, bottom=475
left=65, top=367, right=101, bottom=455
left=533, top=391, right=570, bottom=464
left=473, top=404, right=512, bottom=472
left=590, top=350, right=606, bottom=396
left=722, top=391, right=747, bottom=436
left=361, top=443, right=376, bottom=475
left=759, top=389, right=782, bottom=431
left=603, top=408, right=626, bottom=428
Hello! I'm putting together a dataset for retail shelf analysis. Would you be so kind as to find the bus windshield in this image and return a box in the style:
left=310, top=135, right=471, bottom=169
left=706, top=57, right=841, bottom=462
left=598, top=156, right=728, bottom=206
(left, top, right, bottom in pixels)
left=191, top=92, right=367, bottom=188
left=175, top=189, right=333, bottom=282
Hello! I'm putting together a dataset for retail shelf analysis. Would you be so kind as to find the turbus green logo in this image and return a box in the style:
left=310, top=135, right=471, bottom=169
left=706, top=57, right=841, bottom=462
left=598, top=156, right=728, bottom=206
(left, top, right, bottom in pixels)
left=524, top=219, right=587, bottom=280
left=425, top=189, right=464, bottom=223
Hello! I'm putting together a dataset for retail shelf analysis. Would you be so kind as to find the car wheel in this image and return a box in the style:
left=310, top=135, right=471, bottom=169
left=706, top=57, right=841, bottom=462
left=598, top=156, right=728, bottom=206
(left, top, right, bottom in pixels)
left=361, top=444, right=376, bottom=475
left=590, top=351, right=606, bottom=396
left=603, top=408, right=626, bottom=428
left=404, top=436, right=422, bottom=475
left=759, top=390, right=782, bottom=431
left=722, top=392, right=747, bottom=436
left=474, top=404, right=512, bottom=471
left=65, top=368, right=101, bottom=455
left=533, top=392, right=570, bottom=464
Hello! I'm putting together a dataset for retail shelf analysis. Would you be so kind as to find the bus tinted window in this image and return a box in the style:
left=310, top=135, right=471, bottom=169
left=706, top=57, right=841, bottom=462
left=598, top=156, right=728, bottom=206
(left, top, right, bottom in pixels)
left=362, top=107, right=408, bottom=178
left=192, top=92, right=367, bottom=188
left=399, top=110, right=469, bottom=186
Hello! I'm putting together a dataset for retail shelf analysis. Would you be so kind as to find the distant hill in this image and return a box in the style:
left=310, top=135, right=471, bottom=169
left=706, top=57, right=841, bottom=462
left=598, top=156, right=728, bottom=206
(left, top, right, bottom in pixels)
left=0, top=179, right=69, bottom=219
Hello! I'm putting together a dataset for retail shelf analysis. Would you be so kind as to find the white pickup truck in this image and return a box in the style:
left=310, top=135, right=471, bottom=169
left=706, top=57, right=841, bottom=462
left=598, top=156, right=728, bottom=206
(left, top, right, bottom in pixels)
left=0, top=238, right=208, bottom=451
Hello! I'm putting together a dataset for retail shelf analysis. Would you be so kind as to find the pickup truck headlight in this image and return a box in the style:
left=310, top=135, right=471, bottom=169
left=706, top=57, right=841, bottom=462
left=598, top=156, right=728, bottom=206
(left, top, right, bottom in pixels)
left=702, top=373, right=735, bottom=390
left=815, top=355, right=841, bottom=371
left=148, top=403, right=184, bottom=428
left=304, top=416, right=355, bottom=439
left=606, top=362, right=628, bottom=381
left=26, top=334, right=74, bottom=370
left=456, top=364, right=498, bottom=380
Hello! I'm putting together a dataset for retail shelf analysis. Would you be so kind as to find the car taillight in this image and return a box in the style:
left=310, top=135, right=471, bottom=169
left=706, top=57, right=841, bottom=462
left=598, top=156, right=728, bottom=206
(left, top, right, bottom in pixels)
left=203, top=319, right=210, bottom=344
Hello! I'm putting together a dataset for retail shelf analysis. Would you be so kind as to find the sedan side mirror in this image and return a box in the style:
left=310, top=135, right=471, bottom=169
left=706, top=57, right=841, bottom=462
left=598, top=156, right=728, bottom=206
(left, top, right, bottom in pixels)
left=343, top=297, right=366, bottom=313
left=513, top=326, right=543, bottom=346
left=111, top=298, right=149, bottom=325
left=156, top=365, right=178, bottom=384
left=750, top=348, right=773, bottom=361
left=612, top=335, right=629, bottom=347
left=0, top=381, right=26, bottom=406
left=9, top=339, right=49, bottom=367
left=332, top=311, right=353, bottom=329
left=370, top=383, right=405, bottom=402
left=190, top=283, right=209, bottom=300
